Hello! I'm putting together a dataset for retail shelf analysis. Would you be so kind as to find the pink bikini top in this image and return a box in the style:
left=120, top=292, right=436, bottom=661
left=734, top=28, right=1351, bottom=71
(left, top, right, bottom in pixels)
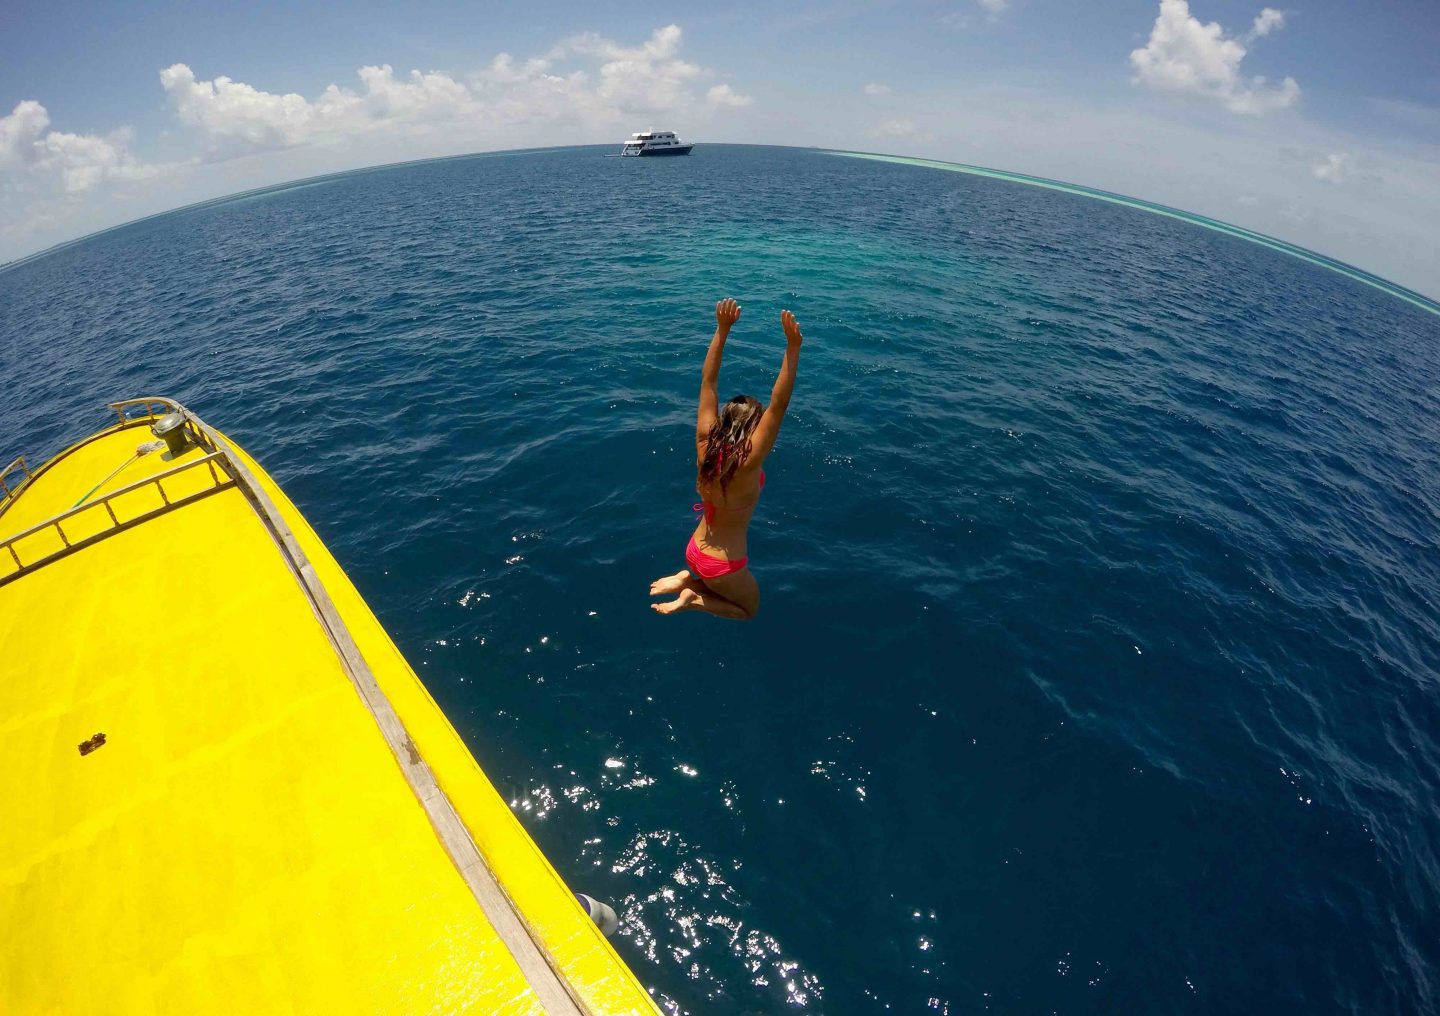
left=694, top=470, right=766, bottom=525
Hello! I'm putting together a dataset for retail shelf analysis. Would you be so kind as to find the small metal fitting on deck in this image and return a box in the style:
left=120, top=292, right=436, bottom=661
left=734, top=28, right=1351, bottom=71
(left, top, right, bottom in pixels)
left=151, top=413, right=189, bottom=458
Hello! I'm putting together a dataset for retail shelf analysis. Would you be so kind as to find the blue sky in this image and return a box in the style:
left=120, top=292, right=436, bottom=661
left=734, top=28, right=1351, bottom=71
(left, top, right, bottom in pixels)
left=3, top=0, right=1438, bottom=294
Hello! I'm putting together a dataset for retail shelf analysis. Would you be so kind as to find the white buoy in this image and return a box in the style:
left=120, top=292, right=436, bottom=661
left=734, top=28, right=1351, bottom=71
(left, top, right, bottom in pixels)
left=575, top=893, right=620, bottom=937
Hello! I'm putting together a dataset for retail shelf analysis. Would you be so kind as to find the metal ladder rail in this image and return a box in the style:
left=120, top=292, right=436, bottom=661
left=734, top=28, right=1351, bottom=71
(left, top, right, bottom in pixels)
left=0, top=451, right=233, bottom=585
left=0, top=455, right=32, bottom=503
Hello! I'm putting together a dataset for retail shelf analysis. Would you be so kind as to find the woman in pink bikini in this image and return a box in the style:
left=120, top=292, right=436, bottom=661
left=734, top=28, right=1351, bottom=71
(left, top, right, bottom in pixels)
left=650, top=297, right=803, bottom=619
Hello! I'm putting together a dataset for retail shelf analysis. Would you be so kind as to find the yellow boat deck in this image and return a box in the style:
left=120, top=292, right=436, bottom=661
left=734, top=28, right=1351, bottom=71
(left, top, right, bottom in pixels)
left=0, top=405, right=657, bottom=1015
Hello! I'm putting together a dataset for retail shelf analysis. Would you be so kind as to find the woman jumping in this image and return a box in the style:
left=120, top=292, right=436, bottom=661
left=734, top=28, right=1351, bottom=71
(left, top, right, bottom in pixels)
left=650, top=297, right=803, bottom=619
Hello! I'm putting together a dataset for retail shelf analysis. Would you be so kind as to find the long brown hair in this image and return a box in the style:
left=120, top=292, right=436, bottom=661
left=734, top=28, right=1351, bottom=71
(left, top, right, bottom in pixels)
left=700, top=395, right=763, bottom=493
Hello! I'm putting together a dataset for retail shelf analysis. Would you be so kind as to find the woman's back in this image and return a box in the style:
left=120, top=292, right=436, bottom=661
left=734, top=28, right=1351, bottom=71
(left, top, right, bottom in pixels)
left=695, top=461, right=766, bottom=541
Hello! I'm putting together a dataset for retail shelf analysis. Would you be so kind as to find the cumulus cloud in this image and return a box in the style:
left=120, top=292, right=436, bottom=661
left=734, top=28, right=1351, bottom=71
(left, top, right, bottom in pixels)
left=3, top=23, right=757, bottom=262
left=566, top=24, right=704, bottom=112
left=1312, top=152, right=1347, bottom=184
left=160, top=62, right=483, bottom=154
left=479, top=52, right=553, bottom=85
left=158, top=24, right=744, bottom=158
left=1246, top=8, right=1285, bottom=40
left=0, top=99, right=160, bottom=192
left=0, top=100, right=50, bottom=169
left=863, top=82, right=892, bottom=96
left=978, top=0, right=1010, bottom=19
left=1130, top=0, right=1300, bottom=115
left=40, top=129, right=161, bottom=192
left=706, top=84, right=753, bottom=107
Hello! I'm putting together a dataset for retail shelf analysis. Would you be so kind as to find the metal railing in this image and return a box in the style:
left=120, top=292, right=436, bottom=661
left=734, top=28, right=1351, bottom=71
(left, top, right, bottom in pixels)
left=0, top=398, right=234, bottom=586
left=109, top=397, right=218, bottom=452
left=0, top=447, right=235, bottom=585
left=110, top=397, right=179, bottom=425
left=1, top=455, right=31, bottom=500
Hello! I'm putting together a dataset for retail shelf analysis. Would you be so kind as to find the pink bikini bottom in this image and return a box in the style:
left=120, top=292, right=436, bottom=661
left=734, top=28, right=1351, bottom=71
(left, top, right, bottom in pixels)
left=686, top=536, right=748, bottom=579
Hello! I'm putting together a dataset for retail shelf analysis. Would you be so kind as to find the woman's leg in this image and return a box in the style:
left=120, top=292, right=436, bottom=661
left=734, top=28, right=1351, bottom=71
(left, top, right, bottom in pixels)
left=652, top=568, right=758, bottom=620
left=701, top=568, right=759, bottom=619
left=649, top=568, right=694, bottom=596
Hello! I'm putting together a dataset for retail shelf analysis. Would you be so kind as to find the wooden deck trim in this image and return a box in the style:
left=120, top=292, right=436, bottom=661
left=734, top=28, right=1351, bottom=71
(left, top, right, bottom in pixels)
left=182, top=405, right=592, bottom=1016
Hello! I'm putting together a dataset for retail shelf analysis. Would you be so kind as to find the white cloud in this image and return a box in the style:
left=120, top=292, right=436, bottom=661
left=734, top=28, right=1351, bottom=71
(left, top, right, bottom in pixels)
left=566, top=24, right=704, bottom=112
left=941, top=0, right=1007, bottom=27
left=1130, top=0, right=1300, bottom=115
left=3, top=25, right=757, bottom=262
left=707, top=84, right=753, bottom=107
left=0, top=99, right=160, bottom=192
left=160, top=64, right=323, bottom=149
left=353, top=65, right=476, bottom=123
left=1246, top=8, right=1285, bottom=40
left=1312, top=152, right=1347, bottom=183
left=5, top=21, right=1436, bottom=301
left=160, top=62, right=484, bottom=154
left=863, top=82, right=892, bottom=96
left=156, top=24, right=742, bottom=159
left=0, top=100, right=50, bottom=169
left=479, top=53, right=553, bottom=85
left=869, top=117, right=936, bottom=144
left=40, top=129, right=161, bottom=192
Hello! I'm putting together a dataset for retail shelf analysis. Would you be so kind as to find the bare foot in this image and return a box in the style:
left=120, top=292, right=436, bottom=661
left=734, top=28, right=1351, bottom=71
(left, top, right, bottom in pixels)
left=651, top=588, right=699, bottom=615
left=650, top=569, right=693, bottom=597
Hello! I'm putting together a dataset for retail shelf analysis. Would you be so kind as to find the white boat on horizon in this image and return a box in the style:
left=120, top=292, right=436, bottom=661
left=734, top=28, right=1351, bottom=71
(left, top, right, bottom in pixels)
left=620, top=130, right=694, bottom=156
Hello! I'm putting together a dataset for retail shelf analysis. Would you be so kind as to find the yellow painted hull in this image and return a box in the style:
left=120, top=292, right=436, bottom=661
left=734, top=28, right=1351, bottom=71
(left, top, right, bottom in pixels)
left=0, top=403, right=658, bottom=1015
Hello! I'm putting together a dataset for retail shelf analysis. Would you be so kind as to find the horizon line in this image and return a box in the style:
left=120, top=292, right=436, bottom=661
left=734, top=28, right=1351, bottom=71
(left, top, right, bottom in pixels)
left=4, top=141, right=1436, bottom=317
left=826, top=148, right=1439, bottom=318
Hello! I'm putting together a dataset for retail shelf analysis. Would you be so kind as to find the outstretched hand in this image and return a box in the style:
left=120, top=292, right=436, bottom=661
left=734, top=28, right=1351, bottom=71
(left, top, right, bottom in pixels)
left=716, top=297, right=742, bottom=329
left=781, top=309, right=803, bottom=347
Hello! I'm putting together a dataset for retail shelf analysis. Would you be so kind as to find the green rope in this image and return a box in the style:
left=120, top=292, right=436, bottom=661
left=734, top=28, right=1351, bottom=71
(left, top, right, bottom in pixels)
left=71, top=451, right=143, bottom=510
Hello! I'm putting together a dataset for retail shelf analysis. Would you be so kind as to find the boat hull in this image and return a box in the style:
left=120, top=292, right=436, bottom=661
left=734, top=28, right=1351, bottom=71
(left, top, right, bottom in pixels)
left=622, top=145, right=694, bottom=156
left=0, top=399, right=660, bottom=1016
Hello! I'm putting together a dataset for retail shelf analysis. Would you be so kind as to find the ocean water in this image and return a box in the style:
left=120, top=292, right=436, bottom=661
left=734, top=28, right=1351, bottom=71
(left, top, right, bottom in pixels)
left=3, top=144, right=1439, bottom=1014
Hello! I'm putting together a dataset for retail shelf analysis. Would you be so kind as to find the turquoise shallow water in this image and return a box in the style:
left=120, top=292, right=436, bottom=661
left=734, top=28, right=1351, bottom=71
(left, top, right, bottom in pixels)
left=2, top=145, right=1439, bottom=1014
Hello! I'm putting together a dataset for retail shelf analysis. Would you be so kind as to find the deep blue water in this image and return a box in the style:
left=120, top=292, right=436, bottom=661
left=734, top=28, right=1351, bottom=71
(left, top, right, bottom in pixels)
left=3, top=145, right=1439, bottom=1014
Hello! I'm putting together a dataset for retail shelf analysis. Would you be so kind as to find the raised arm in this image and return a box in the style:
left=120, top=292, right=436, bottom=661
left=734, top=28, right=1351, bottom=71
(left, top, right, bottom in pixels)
left=746, top=309, right=803, bottom=466
left=698, top=298, right=742, bottom=439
